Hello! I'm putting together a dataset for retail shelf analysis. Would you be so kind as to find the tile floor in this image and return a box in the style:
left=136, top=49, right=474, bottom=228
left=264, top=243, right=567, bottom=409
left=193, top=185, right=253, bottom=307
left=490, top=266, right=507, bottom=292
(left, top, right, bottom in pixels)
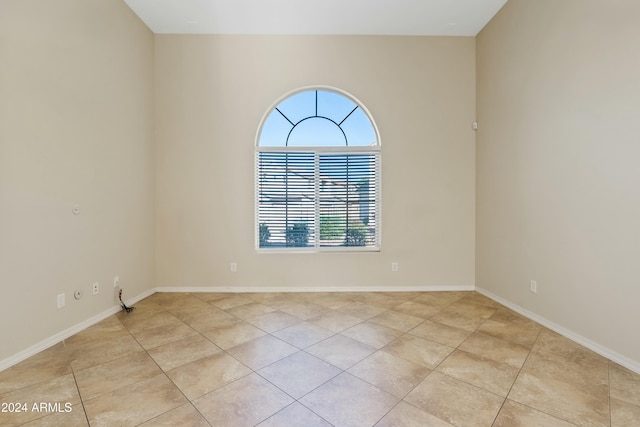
left=1, top=291, right=639, bottom=426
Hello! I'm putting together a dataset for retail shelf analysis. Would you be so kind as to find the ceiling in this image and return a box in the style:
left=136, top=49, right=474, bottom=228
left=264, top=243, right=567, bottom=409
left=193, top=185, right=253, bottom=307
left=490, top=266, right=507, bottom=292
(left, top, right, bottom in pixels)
left=123, top=0, right=508, bottom=36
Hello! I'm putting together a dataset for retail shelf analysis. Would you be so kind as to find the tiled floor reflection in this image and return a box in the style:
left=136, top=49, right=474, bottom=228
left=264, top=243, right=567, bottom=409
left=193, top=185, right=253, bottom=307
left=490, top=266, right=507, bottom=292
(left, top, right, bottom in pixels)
left=1, top=291, right=639, bottom=426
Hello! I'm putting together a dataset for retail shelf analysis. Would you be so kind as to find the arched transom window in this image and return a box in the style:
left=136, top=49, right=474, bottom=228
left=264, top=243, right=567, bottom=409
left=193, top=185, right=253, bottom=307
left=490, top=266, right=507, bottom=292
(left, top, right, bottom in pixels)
left=256, top=87, right=381, bottom=251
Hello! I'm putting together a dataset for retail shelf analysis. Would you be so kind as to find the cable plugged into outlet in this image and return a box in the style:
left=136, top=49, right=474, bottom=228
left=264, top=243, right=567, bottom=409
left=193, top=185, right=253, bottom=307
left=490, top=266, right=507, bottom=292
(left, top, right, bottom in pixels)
left=92, top=282, right=99, bottom=295
left=113, top=275, right=120, bottom=288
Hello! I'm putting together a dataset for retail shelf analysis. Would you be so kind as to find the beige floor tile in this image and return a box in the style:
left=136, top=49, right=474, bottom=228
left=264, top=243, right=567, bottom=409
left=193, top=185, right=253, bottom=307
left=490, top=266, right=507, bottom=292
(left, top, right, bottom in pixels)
left=192, top=292, right=235, bottom=303
left=176, top=306, right=239, bottom=332
left=369, top=310, right=424, bottom=332
left=405, top=371, right=504, bottom=427
left=383, top=334, right=454, bottom=369
left=83, top=374, right=186, bottom=427
left=225, top=302, right=277, bottom=320
left=147, top=334, right=221, bottom=371
left=533, top=329, right=609, bottom=367
left=348, top=351, right=430, bottom=398
left=520, top=349, right=609, bottom=400
left=244, top=292, right=295, bottom=304
left=74, top=352, right=161, bottom=401
left=119, top=310, right=183, bottom=334
left=308, top=310, right=363, bottom=333
left=167, top=352, right=252, bottom=400
left=138, top=403, right=209, bottom=427
left=611, top=397, right=640, bottom=427
left=393, top=301, right=441, bottom=319
left=300, top=292, right=356, bottom=310
left=166, top=299, right=218, bottom=319
left=272, top=301, right=330, bottom=320
left=0, top=374, right=81, bottom=426
left=158, top=294, right=215, bottom=314
left=69, top=334, right=144, bottom=371
left=246, top=310, right=301, bottom=333
left=257, top=402, right=332, bottom=427
left=341, top=321, right=402, bottom=349
left=459, top=292, right=503, bottom=309
left=144, top=292, right=192, bottom=306
left=3, top=290, right=636, bottom=427
left=131, top=322, right=197, bottom=349
left=227, top=335, right=298, bottom=370
left=476, top=319, right=541, bottom=348
left=411, top=292, right=465, bottom=307
left=375, top=401, right=454, bottom=427
left=20, top=407, right=88, bottom=426
left=258, top=352, right=341, bottom=398
left=429, top=301, right=496, bottom=332
left=610, top=362, right=640, bottom=406
left=359, top=293, right=407, bottom=309
left=201, top=320, right=266, bottom=349
left=300, top=373, right=398, bottom=427
left=63, top=316, right=128, bottom=351
left=509, top=351, right=610, bottom=427
left=208, top=294, right=255, bottom=310
left=306, top=334, right=377, bottom=370
left=458, top=331, right=530, bottom=368
left=272, top=321, right=335, bottom=349
left=336, top=301, right=387, bottom=320
left=436, top=350, right=519, bottom=397
left=193, top=373, right=294, bottom=427
left=408, top=319, right=472, bottom=348
left=493, top=399, right=575, bottom=427
left=0, top=343, right=71, bottom=394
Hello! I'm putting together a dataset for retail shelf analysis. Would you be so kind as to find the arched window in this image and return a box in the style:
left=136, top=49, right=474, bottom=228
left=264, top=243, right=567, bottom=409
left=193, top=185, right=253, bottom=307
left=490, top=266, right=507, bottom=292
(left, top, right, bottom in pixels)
left=256, top=87, right=381, bottom=251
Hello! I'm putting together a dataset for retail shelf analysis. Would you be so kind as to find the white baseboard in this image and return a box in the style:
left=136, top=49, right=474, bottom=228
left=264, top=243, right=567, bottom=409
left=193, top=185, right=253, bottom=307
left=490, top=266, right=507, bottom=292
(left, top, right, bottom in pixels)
left=476, top=287, right=640, bottom=375
left=155, top=285, right=475, bottom=293
left=0, top=288, right=155, bottom=372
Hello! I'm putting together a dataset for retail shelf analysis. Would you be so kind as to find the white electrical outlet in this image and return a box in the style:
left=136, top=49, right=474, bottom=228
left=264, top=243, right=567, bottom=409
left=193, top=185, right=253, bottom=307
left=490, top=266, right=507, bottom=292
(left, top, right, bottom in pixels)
left=113, top=275, right=120, bottom=288
left=57, top=293, right=65, bottom=309
left=530, top=280, right=537, bottom=293
left=230, top=262, right=237, bottom=272
left=92, top=282, right=99, bottom=295
left=391, top=262, right=399, bottom=272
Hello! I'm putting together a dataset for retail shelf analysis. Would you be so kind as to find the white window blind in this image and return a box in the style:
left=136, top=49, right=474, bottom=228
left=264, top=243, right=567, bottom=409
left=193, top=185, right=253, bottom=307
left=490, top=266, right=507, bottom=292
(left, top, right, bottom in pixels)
left=257, top=150, right=380, bottom=250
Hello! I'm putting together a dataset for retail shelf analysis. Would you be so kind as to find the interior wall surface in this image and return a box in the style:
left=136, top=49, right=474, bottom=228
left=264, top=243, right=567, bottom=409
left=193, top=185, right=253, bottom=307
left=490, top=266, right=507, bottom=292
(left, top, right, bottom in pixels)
left=154, top=35, right=476, bottom=290
left=476, top=0, right=640, bottom=366
left=0, top=0, right=155, bottom=361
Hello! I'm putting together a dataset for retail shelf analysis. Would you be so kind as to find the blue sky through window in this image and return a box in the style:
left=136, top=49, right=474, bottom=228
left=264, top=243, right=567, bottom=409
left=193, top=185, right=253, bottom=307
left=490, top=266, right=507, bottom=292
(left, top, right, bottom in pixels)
left=259, top=90, right=377, bottom=147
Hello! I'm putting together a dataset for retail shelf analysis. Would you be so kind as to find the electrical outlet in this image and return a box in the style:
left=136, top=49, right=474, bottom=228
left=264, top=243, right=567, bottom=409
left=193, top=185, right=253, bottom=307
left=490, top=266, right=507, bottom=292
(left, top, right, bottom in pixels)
left=113, top=275, right=120, bottom=288
left=92, top=282, right=99, bottom=295
left=230, top=262, right=237, bottom=272
left=530, top=280, right=537, bottom=293
left=391, top=262, right=399, bottom=272
left=57, top=293, right=65, bottom=309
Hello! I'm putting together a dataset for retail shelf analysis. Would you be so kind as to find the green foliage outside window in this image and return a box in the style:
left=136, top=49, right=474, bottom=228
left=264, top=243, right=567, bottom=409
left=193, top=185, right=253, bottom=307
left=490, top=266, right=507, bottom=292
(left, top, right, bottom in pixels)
left=286, top=222, right=310, bottom=247
left=344, top=225, right=367, bottom=246
left=320, top=216, right=346, bottom=240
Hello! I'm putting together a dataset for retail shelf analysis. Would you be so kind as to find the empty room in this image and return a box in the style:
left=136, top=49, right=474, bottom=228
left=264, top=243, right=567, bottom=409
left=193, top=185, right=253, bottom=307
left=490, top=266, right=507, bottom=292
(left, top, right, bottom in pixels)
left=1, top=0, right=639, bottom=426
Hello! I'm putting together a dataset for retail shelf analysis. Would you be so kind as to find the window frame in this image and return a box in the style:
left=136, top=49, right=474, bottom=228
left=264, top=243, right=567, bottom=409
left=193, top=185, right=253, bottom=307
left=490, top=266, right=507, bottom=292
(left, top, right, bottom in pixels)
left=255, top=86, right=382, bottom=253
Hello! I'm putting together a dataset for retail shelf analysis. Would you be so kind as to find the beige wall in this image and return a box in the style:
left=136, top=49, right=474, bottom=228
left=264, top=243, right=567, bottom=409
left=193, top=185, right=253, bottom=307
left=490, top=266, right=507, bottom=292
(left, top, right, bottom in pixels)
left=477, top=0, right=640, bottom=364
left=155, top=35, right=476, bottom=289
left=0, top=0, right=155, bottom=361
